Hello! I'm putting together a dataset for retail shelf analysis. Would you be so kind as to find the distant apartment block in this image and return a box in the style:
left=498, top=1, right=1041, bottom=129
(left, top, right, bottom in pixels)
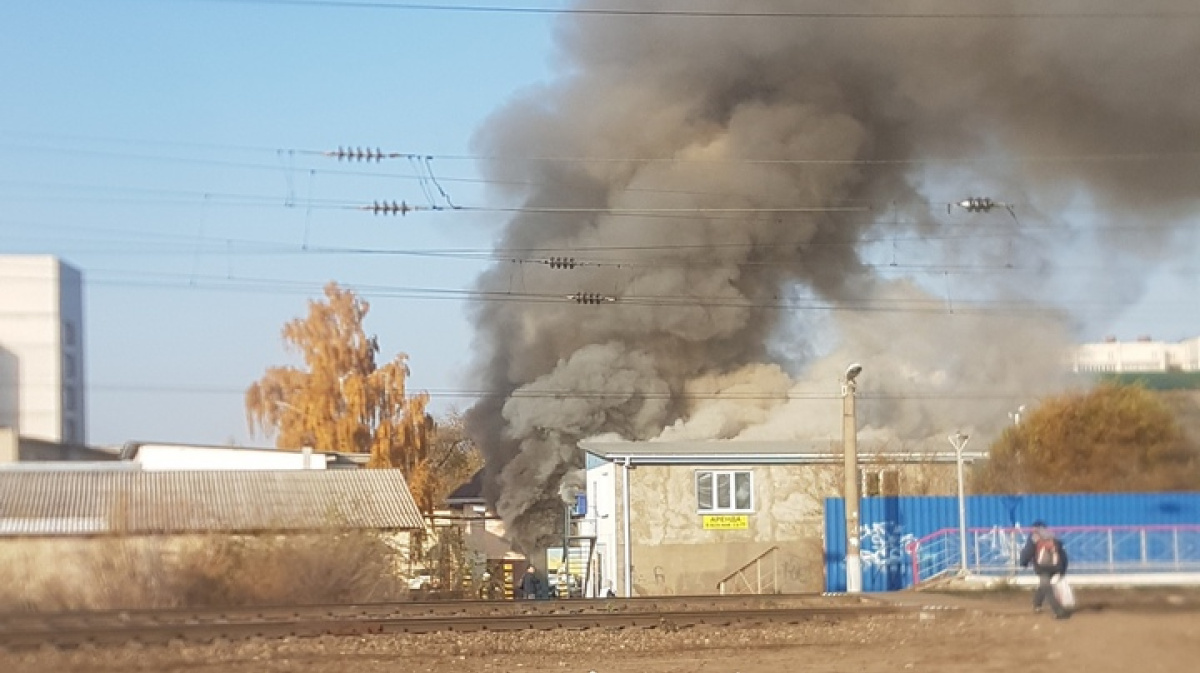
left=0, top=256, right=85, bottom=443
left=1071, top=334, right=1200, bottom=374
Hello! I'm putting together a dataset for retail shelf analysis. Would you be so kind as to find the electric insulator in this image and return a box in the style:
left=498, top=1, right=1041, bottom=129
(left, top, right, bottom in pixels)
left=368, top=200, right=410, bottom=216
left=957, top=197, right=996, bottom=212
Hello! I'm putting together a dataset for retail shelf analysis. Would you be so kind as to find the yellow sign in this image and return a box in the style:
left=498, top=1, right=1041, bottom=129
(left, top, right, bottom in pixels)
left=702, top=515, right=749, bottom=530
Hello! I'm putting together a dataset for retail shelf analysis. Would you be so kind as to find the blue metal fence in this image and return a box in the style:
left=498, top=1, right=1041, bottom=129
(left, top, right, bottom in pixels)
left=824, top=492, right=1200, bottom=592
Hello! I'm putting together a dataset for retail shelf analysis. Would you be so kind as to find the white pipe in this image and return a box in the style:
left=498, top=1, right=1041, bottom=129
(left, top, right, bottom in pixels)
left=622, top=457, right=633, bottom=598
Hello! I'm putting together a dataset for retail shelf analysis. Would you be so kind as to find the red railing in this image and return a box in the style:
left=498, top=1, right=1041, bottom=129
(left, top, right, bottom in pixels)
left=908, top=524, right=1200, bottom=587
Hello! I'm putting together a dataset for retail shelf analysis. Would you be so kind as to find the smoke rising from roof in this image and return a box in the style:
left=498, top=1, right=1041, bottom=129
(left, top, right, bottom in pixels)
left=464, top=0, right=1200, bottom=552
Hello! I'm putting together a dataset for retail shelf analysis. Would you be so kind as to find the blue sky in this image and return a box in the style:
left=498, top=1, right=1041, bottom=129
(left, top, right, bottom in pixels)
left=0, top=0, right=561, bottom=445
left=2, top=1, right=1197, bottom=447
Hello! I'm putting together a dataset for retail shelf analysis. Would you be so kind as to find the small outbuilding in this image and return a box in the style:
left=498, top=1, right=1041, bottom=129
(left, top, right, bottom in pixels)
left=581, top=439, right=984, bottom=597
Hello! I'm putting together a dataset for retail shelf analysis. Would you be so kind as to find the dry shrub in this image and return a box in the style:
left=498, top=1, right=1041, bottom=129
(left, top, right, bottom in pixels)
left=213, top=533, right=407, bottom=606
left=0, top=532, right=407, bottom=612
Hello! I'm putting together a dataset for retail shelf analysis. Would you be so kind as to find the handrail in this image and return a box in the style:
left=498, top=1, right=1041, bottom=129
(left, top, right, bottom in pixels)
left=908, top=524, right=1200, bottom=588
left=717, top=545, right=780, bottom=594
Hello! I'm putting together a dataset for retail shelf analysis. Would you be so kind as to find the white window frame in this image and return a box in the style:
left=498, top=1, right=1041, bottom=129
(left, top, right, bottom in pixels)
left=695, top=469, right=754, bottom=513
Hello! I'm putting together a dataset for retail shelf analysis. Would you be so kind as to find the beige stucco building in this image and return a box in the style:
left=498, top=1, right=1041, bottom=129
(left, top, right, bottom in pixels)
left=581, top=440, right=981, bottom=597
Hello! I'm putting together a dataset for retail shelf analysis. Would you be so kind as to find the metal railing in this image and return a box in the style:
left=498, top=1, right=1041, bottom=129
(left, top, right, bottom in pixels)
left=908, top=524, right=1200, bottom=587
left=717, top=546, right=781, bottom=595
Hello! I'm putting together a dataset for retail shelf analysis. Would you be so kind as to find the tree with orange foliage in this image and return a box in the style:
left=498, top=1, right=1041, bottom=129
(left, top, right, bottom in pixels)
left=245, top=282, right=441, bottom=514
left=973, top=384, right=1200, bottom=494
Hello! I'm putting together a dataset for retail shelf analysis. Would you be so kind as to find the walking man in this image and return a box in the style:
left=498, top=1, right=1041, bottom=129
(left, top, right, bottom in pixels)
left=519, top=564, right=541, bottom=600
left=1019, top=520, right=1070, bottom=619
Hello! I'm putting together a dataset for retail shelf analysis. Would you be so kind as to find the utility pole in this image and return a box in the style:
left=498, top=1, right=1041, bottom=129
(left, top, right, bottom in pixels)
left=842, top=363, right=863, bottom=593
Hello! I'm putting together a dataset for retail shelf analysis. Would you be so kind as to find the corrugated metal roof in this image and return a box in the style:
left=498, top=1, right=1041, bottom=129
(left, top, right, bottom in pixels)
left=0, top=469, right=425, bottom=537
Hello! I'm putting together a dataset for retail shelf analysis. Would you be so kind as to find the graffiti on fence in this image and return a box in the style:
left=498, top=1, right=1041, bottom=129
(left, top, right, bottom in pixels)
left=974, top=524, right=1025, bottom=566
left=859, top=522, right=916, bottom=569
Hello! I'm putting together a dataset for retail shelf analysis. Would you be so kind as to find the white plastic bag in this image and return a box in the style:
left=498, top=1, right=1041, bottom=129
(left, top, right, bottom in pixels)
left=1053, top=578, right=1076, bottom=609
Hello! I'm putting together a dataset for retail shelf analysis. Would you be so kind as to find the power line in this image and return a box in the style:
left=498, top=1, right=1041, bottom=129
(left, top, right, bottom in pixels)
left=22, top=379, right=1043, bottom=403
left=3, top=213, right=1195, bottom=275
left=179, top=0, right=1200, bottom=20
left=5, top=234, right=1195, bottom=286
left=7, top=136, right=1199, bottom=170
left=3, top=268, right=1185, bottom=314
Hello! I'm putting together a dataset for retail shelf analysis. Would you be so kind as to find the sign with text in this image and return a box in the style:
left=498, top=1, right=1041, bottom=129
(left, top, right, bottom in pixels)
left=702, top=514, right=749, bottom=530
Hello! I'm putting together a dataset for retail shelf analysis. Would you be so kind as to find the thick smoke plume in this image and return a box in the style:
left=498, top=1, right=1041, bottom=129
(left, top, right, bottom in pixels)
left=465, top=0, right=1200, bottom=552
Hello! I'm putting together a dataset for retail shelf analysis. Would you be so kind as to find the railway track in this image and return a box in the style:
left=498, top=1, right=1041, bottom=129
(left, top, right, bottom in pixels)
left=0, top=594, right=919, bottom=649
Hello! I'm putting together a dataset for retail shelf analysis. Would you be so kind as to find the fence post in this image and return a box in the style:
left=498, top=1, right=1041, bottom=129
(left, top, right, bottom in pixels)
left=1140, top=529, right=1148, bottom=567
left=973, top=532, right=980, bottom=573
left=1174, top=528, right=1181, bottom=571
left=1108, top=529, right=1115, bottom=572
left=910, top=541, right=921, bottom=587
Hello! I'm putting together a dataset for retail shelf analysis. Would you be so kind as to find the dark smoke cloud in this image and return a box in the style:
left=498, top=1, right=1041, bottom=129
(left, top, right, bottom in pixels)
left=465, top=0, right=1200, bottom=552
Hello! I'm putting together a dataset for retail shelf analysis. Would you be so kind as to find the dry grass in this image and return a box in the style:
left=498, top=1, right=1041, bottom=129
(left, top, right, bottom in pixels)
left=0, top=532, right=407, bottom=612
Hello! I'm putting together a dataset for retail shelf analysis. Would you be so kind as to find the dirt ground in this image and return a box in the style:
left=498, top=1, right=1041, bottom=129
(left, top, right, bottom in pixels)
left=3, top=590, right=1199, bottom=673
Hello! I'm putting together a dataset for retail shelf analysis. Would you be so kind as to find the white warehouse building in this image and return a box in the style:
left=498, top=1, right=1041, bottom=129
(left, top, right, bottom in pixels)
left=0, top=256, right=86, bottom=444
left=1071, top=335, right=1200, bottom=374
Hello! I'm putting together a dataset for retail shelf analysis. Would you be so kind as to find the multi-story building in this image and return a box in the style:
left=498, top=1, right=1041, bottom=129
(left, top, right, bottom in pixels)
left=0, top=256, right=85, bottom=444
left=1071, top=335, right=1200, bottom=373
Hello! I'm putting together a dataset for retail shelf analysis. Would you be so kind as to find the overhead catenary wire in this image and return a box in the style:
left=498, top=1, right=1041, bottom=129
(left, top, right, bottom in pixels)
left=2, top=214, right=1192, bottom=278
left=14, top=378, right=1048, bottom=403
left=179, top=0, right=1200, bottom=21
left=8, top=136, right=1200, bottom=169
left=3, top=213, right=1192, bottom=252
left=5, top=136, right=1199, bottom=218
left=1, top=267, right=1184, bottom=314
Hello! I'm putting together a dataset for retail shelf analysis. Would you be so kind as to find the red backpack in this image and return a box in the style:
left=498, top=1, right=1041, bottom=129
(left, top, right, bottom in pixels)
left=1035, top=536, right=1059, bottom=567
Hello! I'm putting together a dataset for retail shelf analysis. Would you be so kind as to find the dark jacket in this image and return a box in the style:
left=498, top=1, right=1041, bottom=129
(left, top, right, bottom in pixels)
left=519, top=570, right=541, bottom=597
left=1020, top=531, right=1069, bottom=575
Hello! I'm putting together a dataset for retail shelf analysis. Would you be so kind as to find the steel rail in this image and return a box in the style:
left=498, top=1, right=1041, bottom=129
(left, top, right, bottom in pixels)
left=0, top=603, right=915, bottom=649
left=0, top=593, right=881, bottom=633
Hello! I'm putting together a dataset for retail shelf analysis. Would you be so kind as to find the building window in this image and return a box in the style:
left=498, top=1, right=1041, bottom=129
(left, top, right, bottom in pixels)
left=63, top=321, right=77, bottom=347
left=64, top=354, right=77, bottom=380
left=696, top=470, right=753, bottom=512
left=861, top=468, right=901, bottom=497
left=63, top=386, right=77, bottom=412
left=64, top=420, right=77, bottom=443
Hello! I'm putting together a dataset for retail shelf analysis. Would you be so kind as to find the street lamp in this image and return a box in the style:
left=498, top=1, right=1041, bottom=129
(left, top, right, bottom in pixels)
left=842, top=363, right=863, bottom=593
left=948, top=432, right=971, bottom=574
left=1008, top=405, right=1026, bottom=426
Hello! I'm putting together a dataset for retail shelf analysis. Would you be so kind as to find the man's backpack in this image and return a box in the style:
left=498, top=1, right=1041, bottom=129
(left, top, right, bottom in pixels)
left=1035, top=537, right=1059, bottom=567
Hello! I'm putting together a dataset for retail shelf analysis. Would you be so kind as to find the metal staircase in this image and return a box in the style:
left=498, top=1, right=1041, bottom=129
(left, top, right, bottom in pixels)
left=717, top=546, right=782, bottom=595
left=551, top=500, right=598, bottom=598
left=557, top=534, right=596, bottom=597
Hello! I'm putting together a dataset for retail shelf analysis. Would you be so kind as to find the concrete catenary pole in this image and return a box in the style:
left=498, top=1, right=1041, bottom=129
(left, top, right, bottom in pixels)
left=842, top=364, right=863, bottom=593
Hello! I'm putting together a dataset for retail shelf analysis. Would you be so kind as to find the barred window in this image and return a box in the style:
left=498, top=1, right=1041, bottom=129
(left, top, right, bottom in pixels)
left=861, top=468, right=902, bottom=497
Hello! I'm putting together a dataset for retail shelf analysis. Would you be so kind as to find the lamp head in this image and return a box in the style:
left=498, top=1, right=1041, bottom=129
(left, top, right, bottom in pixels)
left=845, top=363, right=863, bottom=383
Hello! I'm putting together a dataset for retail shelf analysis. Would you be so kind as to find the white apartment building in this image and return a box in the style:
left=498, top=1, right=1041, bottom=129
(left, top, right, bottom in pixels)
left=1071, top=335, right=1200, bottom=374
left=0, top=256, right=85, bottom=443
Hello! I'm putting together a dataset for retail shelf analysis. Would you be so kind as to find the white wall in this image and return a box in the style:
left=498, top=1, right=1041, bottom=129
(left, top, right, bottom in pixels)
left=132, top=444, right=327, bottom=470
left=585, top=457, right=618, bottom=597
left=1072, top=337, right=1200, bottom=373
left=0, top=256, right=85, bottom=443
